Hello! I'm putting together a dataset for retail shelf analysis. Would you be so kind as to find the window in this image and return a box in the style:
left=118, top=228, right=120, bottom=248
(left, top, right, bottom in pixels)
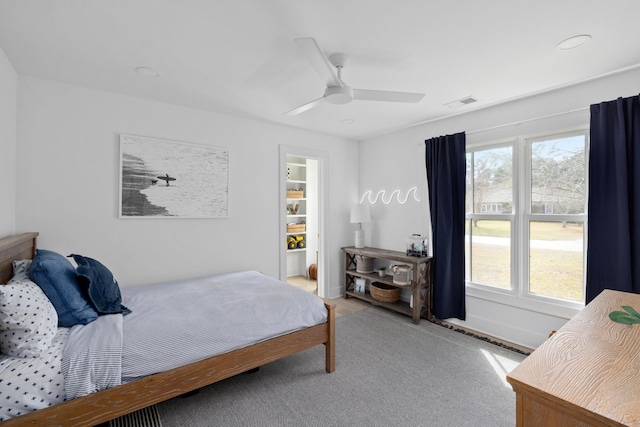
left=466, top=130, right=587, bottom=307
left=465, top=146, right=513, bottom=290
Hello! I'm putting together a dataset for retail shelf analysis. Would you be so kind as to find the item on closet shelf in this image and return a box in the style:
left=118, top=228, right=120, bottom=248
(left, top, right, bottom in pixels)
left=287, top=189, right=304, bottom=198
left=292, top=235, right=304, bottom=248
left=287, top=235, right=305, bottom=250
left=287, top=222, right=306, bottom=233
left=287, top=236, right=297, bottom=250
left=370, top=282, right=400, bottom=303
left=389, top=264, right=412, bottom=285
left=355, top=255, right=374, bottom=273
left=406, top=234, right=427, bottom=257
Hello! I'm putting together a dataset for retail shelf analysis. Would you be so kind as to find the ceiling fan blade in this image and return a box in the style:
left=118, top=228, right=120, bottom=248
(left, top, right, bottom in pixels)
left=353, top=89, right=424, bottom=103
left=295, top=38, right=343, bottom=88
left=284, top=97, right=325, bottom=116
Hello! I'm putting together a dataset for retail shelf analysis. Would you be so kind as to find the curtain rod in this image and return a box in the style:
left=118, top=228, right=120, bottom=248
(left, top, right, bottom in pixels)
left=417, top=106, right=590, bottom=145
left=465, top=106, right=589, bottom=135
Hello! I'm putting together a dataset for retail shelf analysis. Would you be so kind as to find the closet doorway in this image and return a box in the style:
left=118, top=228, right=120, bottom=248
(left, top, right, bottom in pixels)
left=279, top=146, right=327, bottom=298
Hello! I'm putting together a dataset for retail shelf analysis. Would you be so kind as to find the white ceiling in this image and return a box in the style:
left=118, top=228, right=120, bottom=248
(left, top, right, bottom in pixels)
left=1, top=0, right=639, bottom=140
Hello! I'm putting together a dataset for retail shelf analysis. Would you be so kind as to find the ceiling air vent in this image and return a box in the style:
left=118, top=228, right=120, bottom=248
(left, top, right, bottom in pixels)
left=445, top=96, right=478, bottom=109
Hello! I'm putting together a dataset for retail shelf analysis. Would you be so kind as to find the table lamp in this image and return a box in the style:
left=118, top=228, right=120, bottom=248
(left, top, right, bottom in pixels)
left=350, top=204, right=371, bottom=248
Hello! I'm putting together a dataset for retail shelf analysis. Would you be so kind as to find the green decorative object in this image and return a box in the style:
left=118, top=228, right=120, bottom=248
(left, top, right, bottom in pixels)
left=609, top=306, right=640, bottom=325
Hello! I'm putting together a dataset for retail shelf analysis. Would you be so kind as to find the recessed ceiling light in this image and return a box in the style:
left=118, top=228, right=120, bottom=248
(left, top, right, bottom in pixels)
left=342, top=119, right=355, bottom=124
left=556, top=35, right=591, bottom=51
left=135, top=66, right=160, bottom=78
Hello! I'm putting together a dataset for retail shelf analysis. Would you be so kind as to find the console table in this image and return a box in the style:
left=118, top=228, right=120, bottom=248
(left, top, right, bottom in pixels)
left=342, top=246, right=432, bottom=324
left=507, top=289, right=640, bottom=426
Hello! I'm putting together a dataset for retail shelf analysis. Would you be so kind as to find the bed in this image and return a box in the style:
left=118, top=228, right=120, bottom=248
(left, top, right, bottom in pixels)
left=0, top=232, right=335, bottom=426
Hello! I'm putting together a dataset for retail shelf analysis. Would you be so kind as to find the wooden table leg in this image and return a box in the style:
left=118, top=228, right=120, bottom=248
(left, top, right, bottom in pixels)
left=412, top=279, right=421, bottom=324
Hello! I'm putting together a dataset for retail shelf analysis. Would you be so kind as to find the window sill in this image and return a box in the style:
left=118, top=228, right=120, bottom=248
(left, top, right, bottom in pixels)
left=465, top=282, right=583, bottom=320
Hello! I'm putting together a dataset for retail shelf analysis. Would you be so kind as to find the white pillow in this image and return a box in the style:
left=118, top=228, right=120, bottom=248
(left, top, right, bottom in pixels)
left=0, top=278, right=58, bottom=358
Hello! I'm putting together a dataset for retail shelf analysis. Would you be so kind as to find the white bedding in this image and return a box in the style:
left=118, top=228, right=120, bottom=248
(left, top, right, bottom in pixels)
left=120, top=270, right=328, bottom=380
left=62, top=314, right=123, bottom=399
left=0, top=270, right=327, bottom=421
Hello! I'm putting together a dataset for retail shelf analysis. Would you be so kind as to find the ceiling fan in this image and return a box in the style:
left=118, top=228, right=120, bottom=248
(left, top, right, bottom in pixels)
left=285, top=38, right=425, bottom=116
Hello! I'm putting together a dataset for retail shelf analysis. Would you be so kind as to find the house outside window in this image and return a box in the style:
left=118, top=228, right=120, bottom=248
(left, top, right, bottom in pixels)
left=481, top=203, right=502, bottom=213
left=465, top=129, right=588, bottom=312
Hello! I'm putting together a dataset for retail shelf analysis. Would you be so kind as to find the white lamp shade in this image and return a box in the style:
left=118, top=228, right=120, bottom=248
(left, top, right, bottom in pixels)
left=350, top=204, right=371, bottom=223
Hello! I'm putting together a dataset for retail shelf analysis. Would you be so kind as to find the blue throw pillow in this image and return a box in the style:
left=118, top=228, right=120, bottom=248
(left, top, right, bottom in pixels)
left=28, top=249, right=98, bottom=327
left=69, top=254, right=130, bottom=315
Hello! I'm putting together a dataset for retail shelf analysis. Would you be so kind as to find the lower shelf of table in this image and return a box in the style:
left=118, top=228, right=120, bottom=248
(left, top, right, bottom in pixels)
left=345, top=290, right=427, bottom=320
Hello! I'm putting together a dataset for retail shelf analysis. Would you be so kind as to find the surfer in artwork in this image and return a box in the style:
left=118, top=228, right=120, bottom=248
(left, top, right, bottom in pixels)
left=157, top=173, right=176, bottom=186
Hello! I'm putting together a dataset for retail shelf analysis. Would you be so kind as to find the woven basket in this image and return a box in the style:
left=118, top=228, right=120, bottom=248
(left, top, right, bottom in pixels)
left=355, top=255, right=374, bottom=273
left=370, top=282, right=400, bottom=303
left=390, top=265, right=412, bottom=285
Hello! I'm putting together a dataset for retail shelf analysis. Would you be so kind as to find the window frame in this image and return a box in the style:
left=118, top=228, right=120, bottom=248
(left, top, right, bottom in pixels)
left=465, top=128, right=588, bottom=319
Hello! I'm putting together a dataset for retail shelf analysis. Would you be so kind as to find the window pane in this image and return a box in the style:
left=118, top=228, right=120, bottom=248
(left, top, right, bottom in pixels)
left=466, top=219, right=511, bottom=289
left=473, top=147, right=512, bottom=214
left=530, top=136, right=586, bottom=214
left=529, top=221, right=584, bottom=302
left=466, top=153, right=473, bottom=214
left=465, top=220, right=471, bottom=281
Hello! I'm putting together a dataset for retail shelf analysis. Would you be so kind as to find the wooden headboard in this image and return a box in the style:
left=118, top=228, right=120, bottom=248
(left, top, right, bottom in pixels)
left=0, top=232, right=39, bottom=284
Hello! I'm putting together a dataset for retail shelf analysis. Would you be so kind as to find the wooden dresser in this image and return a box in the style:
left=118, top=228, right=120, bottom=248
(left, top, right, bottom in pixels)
left=507, top=290, right=640, bottom=426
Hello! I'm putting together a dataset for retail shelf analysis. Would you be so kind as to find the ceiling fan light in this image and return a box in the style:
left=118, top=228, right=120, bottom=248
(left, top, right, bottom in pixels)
left=325, top=86, right=353, bottom=104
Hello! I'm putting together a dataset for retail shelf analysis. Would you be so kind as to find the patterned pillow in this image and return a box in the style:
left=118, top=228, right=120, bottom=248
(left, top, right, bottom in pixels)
left=11, top=259, right=31, bottom=282
left=0, top=279, right=58, bottom=358
left=0, top=327, right=67, bottom=420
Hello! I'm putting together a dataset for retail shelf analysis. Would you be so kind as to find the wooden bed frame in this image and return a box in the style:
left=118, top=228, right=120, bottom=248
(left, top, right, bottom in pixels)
left=0, top=232, right=336, bottom=427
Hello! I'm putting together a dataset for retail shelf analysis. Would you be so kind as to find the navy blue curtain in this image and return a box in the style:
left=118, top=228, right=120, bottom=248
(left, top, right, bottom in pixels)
left=425, top=132, right=466, bottom=320
left=586, top=94, right=640, bottom=303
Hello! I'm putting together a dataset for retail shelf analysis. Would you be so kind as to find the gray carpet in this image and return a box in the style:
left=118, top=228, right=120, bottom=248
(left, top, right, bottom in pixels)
left=155, top=307, right=525, bottom=427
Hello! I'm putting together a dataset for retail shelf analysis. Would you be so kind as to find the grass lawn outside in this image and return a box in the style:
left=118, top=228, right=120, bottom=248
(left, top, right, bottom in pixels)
left=466, top=220, right=584, bottom=302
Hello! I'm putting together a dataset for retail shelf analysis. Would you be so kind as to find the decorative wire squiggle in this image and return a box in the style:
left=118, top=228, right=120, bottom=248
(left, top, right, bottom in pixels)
left=359, top=187, right=421, bottom=205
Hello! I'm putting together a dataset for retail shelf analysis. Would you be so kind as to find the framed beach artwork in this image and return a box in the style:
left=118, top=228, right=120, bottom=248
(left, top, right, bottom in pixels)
left=119, top=134, right=229, bottom=218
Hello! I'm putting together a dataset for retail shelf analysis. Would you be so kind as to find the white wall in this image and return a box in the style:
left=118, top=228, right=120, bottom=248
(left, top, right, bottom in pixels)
left=0, top=47, right=16, bottom=237
left=359, top=66, right=640, bottom=349
left=15, top=76, right=358, bottom=298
